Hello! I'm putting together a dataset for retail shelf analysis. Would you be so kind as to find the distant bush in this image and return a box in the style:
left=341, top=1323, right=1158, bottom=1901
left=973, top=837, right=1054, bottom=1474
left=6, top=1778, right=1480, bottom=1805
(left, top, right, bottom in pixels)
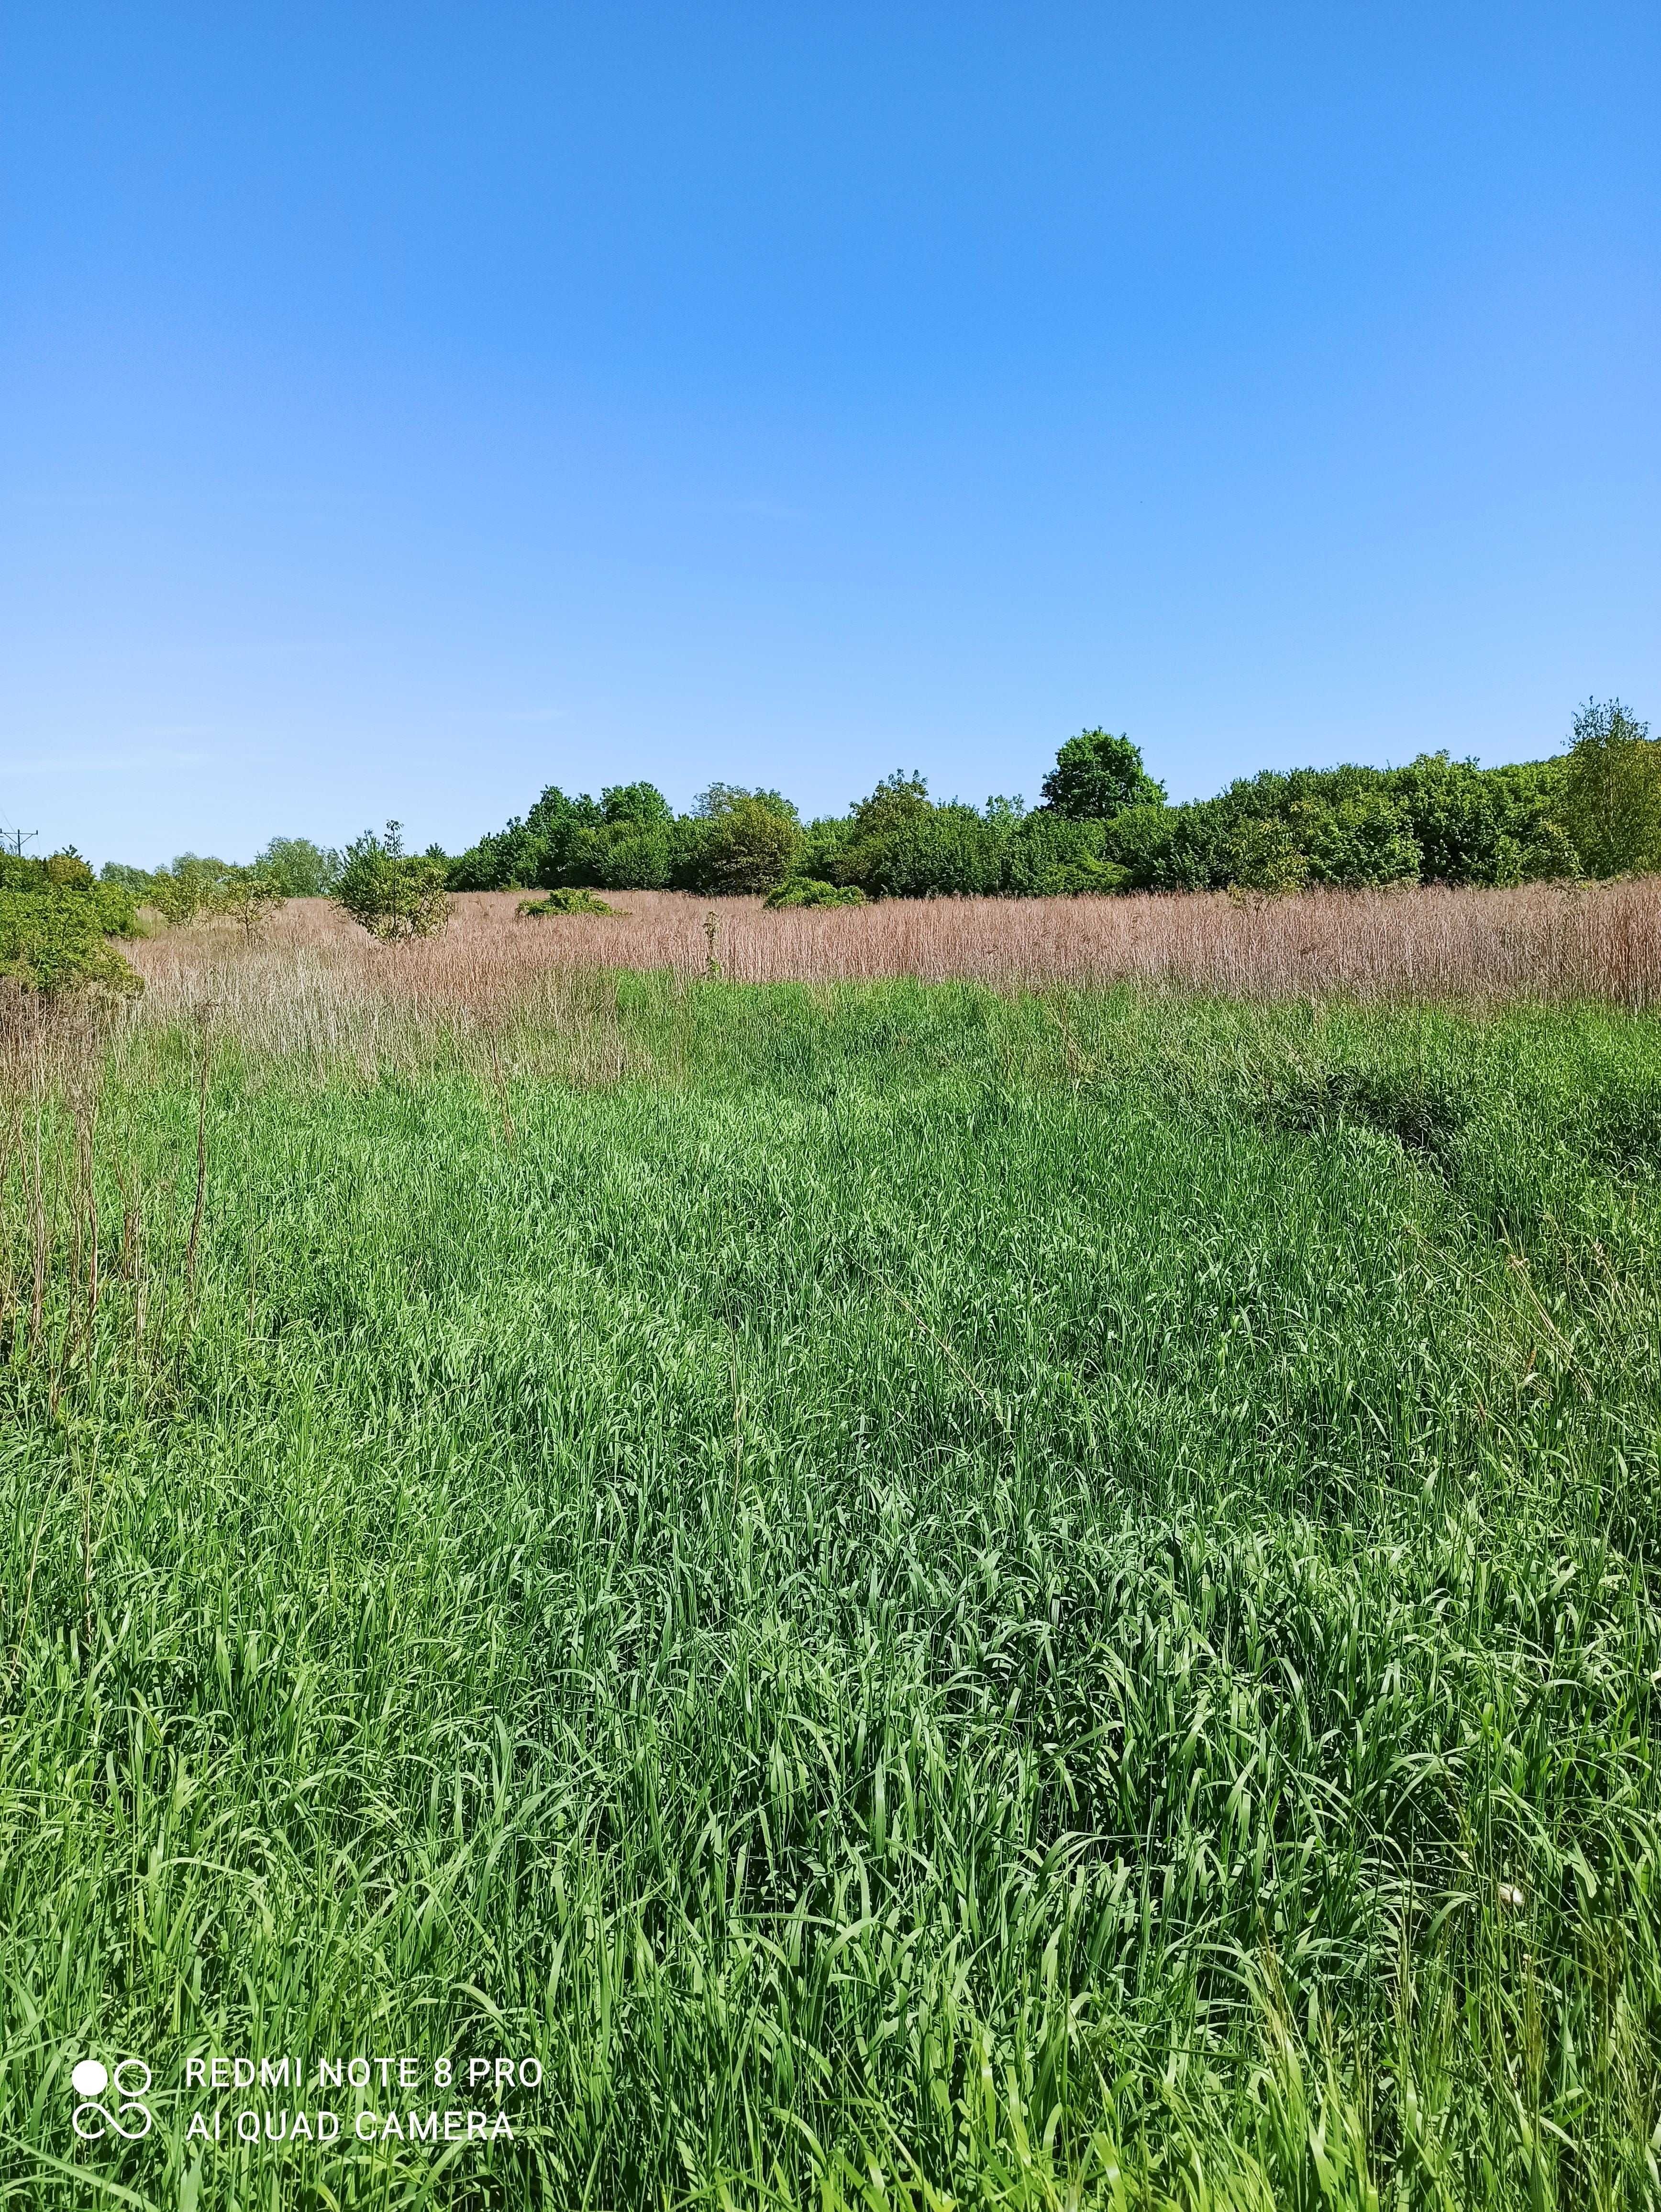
left=0, top=850, right=140, bottom=996
left=219, top=864, right=287, bottom=940
left=517, top=888, right=619, bottom=916
left=146, top=854, right=235, bottom=924
left=764, top=879, right=867, bottom=909
left=333, top=823, right=451, bottom=940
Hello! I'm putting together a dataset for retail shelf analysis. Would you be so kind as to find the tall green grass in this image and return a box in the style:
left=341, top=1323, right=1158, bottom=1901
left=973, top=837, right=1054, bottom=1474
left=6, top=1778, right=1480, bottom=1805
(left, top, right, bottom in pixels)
left=2, top=975, right=1660, bottom=2208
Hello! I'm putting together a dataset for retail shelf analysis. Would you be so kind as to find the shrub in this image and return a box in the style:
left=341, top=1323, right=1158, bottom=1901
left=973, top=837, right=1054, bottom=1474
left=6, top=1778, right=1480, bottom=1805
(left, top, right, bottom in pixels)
left=764, top=879, right=867, bottom=909
left=0, top=852, right=140, bottom=995
left=601, top=781, right=672, bottom=826
left=146, top=854, right=234, bottom=924
left=1383, top=753, right=1574, bottom=885
left=694, top=790, right=802, bottom=894
left=1000, top=813, right=1128, bottom=896
left=563, top=821, right=680, bottom=891
left=1560, top=698, right=1661, bottom=876
left=452, top=785, right=609, bottom=890
left=1222, top=817, right=1312, bottom=896
left=517, top=888, right=619, bottom=916
left=849, top=806, right=1005, bottom=899
left=220, top=865, right=287, bottom=940
left=333, top=823, right=451, bottom=940
left=1294, top=793, right=1421, bottom=889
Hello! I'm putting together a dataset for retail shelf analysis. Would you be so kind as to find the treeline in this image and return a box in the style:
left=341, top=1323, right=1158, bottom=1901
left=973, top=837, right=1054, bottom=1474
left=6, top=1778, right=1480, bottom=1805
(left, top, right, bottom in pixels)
left=8, top=697, right=1653, bottom=1000
left=100, top=837, right=345, bottom=914
left=443, top=701, right=1656, bottom=903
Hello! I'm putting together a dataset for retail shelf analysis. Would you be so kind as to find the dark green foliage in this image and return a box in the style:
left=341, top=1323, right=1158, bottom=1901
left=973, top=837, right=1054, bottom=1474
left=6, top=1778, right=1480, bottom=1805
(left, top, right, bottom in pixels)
left=1106, top=756, right=1580, bottom=896
left=600, top=779, right=673, bottom=826
left=564, top=818, right=684, bottom=890
left=1262, top=1062, right=1473, bottom=1164
left=1384, top=752, right=1572, bottom=885
left=333, top=821, right=451, bottom=939
left=849, top=770, right=934, bottom=838
left=0, top=850, right=139, bottom=994
left=1040, top=727, right=1164, bottom=818
left=438, top=703, right=1639, bottom=904
left=764, top=877, right=867, bottom=907
left=840, top=798, right=1005, bottom=898
left=449, top=784, right=606, bottom=889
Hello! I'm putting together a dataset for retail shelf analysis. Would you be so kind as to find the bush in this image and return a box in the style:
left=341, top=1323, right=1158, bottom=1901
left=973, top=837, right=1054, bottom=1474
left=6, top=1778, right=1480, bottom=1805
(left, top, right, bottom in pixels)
left=600, top=781, right=672, bottom=826
left=1000, top=813, right=1127, bottom=896
left=1560, top=698, right=1661, bottom=876
left=764, top=879, right=867, bottom=909
left=1382, top=753, right=1573, bottom=885
left=145, top=854, right=233, bottom=924
left=219, top=865, right=287, bottom=940
left=693, top=789, right=802, bottom=894
left=517, top=888, right=619, bottom=916
left=333, top=823, right=451, bottom=940
left=561, top=821, right=680, bottom=891
left=0, top=852, right=140, bottom=995
left=1294, top=793, right=1421, bottom=889
left=451, top=786, right=608, bottom=890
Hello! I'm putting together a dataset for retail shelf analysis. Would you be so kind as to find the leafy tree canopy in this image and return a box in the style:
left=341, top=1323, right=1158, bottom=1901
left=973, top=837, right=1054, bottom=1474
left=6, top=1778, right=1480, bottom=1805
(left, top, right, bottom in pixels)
left=1561, top=698, right=1661, bottom=877
left=1041, top=730, right=1165, bottom=819
left=600, top=782, right=672, bottom=826
left=255, top=837, right=342, bottom=897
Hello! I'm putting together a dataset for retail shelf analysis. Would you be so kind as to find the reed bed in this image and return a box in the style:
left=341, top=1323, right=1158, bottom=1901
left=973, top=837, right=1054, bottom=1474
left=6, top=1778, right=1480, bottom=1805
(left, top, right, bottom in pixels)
left=128, top=875, right=1661, bottom=1021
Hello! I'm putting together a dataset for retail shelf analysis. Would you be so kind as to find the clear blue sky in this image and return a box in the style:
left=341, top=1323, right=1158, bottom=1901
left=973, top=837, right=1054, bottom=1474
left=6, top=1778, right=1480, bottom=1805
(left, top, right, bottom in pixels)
left=2, top=2, right=1655, bottom=866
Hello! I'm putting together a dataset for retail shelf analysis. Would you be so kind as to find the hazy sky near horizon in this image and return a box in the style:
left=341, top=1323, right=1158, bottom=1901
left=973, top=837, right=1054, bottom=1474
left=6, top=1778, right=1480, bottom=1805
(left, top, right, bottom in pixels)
left=2, top=3, right=1656, bottom=866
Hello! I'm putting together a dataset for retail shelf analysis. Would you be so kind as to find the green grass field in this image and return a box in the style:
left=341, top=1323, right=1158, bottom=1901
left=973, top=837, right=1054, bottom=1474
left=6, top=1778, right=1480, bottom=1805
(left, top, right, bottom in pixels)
left=3, top=974, right=1660, bottom=2208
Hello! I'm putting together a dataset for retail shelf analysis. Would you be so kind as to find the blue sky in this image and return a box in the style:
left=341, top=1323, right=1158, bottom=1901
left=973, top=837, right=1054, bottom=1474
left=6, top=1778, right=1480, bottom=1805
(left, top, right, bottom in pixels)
left=2, top=2, right=1655, bottom=865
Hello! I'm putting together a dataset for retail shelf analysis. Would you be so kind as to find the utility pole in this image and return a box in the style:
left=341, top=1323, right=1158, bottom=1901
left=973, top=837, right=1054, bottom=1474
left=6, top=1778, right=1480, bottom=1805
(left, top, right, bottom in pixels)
left=1, top=825, right=37, bottom=857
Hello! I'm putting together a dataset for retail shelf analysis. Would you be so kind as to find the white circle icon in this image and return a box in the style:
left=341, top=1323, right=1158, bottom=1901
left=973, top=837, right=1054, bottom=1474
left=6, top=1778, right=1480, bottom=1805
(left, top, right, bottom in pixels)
left=71, top=2059, right=108, bottom=2098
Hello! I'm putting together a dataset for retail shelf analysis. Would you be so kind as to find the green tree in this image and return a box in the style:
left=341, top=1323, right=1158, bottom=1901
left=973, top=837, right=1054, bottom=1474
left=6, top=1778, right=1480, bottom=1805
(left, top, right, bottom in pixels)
left=849, top=773, right=933, bottom=839
left=256, top=837, right=342, bottom=897
left=1040, top=730, right=1164, bottom=819
left=333, top=823, right=451, bottom=940
left=147, top=854, right=233, bottom=924
left=1560, top=698, right=1661, bottom=876
left=220, top=864, right=287, bottom=941
left=600, top=782, right=672, bottom=826
left=695, top=788, right=802, bottom=894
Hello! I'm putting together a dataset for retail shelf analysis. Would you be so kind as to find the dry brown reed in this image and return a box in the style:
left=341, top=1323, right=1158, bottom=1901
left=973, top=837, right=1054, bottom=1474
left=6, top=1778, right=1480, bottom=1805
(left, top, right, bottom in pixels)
left=125, top=876, right=1661, bottom=1034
